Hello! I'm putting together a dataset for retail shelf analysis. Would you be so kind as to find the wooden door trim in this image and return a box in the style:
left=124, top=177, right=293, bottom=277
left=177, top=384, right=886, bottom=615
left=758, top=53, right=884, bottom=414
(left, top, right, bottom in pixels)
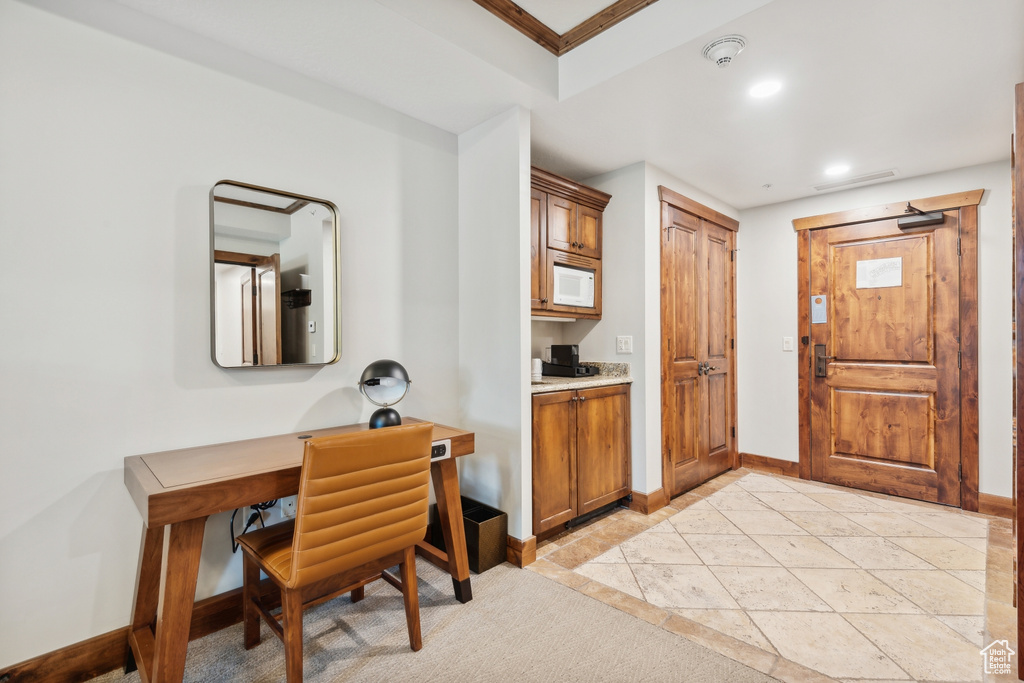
left=1012, top=80, right=1023, bottom=662
left=658, top=186, right=739, bottom=231
left=959, top=205, right=980, bottom=512
left=796, top=230, right=813, bottom=480
left=792, top=190, right=984, bottom=231
left=795, top=194, right=982, bottom=511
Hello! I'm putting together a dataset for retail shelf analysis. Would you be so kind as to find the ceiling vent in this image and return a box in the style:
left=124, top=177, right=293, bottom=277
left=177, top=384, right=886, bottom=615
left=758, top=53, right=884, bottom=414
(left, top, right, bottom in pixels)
left=702, top=35, right=746, bottom=68
left=813, top=169, right=898, bottom=192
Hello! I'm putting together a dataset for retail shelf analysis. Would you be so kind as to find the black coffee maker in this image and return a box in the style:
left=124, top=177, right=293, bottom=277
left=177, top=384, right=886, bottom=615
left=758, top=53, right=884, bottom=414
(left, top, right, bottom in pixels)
left=542, top=344, right=599, bottom=378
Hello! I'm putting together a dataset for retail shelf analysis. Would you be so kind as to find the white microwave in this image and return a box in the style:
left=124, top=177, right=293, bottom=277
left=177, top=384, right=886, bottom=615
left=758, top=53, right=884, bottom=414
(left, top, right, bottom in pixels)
left=552, top=264, right=595, bottom=308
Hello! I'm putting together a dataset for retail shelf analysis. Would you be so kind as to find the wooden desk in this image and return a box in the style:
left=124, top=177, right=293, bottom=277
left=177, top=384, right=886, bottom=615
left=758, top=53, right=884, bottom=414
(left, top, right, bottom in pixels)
left=123, top=418, right=474, bottom=683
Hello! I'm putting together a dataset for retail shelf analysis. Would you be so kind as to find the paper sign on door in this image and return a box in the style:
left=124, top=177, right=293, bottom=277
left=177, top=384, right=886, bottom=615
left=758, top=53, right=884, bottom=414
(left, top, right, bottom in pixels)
left=810, top=295, right=827, bottom=324
left=856, top=257, right=902, bottom=289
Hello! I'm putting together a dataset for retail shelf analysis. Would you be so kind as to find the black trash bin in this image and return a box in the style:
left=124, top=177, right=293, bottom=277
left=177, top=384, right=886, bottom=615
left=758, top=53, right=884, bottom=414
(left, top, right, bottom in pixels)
left=428, top=497, right=508, bottom=574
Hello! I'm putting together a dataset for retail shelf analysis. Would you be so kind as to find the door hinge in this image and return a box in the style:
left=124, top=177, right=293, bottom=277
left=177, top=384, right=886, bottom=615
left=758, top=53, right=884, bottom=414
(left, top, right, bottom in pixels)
left=731, top=426, right=736, bottom=438
left=730, top=250, right=734, bottom=262
left=957, top=351, right=962, bottom=369
left=957, top=237, right=961, bottom=255
left=730, top=338, right=734, bottom=350
left=958, top=462, right=962, bottom=481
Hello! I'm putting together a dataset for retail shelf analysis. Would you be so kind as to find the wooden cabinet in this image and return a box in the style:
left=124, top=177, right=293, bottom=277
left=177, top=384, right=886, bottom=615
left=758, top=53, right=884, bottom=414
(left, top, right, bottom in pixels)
left=532, top=384, right=631, bottom=536
left=530, top=167, right=611, bottom=320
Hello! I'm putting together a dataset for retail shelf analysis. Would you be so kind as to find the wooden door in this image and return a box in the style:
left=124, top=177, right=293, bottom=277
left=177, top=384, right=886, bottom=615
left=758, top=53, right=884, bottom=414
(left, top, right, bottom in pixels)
left=808, top=215, right=961, bottom=504
left=241, top=274, right=255, bottom=365
left=546, top=196, right=575, bottom=253
left=661, top=193, right=737, bottom=498
left=577, top=384, right=631, bottom=514
left=702, top=222, right=735, bottom=479
left=576, top=204, right=602, bottom=258
left=530, top=188, right=547, bottom=311
left=662, top=208, right=703, bottom=494
left=532, top=391, right=577, bottom=535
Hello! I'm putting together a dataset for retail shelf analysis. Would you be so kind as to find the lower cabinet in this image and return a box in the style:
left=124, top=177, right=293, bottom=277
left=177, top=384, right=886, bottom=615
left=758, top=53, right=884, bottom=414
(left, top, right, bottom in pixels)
left=531, top=383, right=631, bottom=537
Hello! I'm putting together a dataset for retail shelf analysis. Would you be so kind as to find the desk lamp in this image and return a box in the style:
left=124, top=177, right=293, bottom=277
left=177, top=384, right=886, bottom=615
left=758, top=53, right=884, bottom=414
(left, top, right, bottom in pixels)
left=358, top=359, right=411, bottom=429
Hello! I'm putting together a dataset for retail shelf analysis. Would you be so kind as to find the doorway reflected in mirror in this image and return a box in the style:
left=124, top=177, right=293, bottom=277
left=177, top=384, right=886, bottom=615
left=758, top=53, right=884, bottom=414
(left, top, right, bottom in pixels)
left=210, top=181, right=340, bottom=368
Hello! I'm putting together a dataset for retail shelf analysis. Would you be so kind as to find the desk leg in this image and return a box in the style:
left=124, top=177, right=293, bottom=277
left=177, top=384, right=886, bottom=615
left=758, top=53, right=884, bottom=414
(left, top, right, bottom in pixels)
left=126, top=523, right=164, bottom=674
left=150, top=516, right=206, bottom=683
left=431, top=459, right=472, bottom=603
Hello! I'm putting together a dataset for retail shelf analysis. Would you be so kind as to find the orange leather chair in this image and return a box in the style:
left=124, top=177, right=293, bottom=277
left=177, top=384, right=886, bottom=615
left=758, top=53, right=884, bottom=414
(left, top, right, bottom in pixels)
left=236, top=422, right=433, bottom=681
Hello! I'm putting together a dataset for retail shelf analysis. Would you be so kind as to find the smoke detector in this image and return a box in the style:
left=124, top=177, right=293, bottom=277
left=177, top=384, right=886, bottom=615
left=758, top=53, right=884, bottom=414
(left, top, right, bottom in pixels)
left=702, top=35, right=746, bottom=68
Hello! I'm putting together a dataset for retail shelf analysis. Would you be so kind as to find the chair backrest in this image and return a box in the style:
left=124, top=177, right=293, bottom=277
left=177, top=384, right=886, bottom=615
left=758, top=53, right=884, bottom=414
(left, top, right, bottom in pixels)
left=286, top=422, right=433, bottom=588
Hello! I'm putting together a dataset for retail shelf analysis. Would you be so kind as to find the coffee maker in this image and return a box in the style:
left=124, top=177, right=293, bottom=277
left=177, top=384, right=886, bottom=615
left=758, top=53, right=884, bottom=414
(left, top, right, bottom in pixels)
left=542, top=344, right=599, bottom=378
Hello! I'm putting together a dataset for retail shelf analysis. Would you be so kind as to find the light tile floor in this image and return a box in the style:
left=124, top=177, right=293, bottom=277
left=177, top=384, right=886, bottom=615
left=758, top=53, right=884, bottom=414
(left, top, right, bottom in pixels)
left=526, top=468, right=1016, bottom=683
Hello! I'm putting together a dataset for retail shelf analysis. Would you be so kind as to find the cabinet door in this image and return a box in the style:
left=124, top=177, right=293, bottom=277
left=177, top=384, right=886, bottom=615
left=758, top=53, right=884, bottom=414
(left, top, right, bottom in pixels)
left=576, top=384, right=631, bottom=514
left=530, top=189, right=547, bottom=311
left=546, top=195, right=576, bottom=253
left=532, top=391, right=577, bottom=535
left=576, top=204, right=602, bottom=259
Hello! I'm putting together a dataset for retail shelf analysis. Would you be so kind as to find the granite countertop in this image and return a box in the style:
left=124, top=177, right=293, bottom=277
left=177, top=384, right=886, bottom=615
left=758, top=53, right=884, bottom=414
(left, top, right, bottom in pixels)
left=530, top=362, right=632, bottom=394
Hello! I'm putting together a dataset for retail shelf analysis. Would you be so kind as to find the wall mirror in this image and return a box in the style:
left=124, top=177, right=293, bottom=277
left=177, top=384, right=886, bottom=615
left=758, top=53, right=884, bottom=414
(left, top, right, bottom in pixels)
left=210, top=180, right=340, bottom=368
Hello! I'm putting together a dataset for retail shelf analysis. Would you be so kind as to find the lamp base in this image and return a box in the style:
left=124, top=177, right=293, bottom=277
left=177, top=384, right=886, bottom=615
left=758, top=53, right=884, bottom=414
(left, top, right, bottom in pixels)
left=369, top=407, right=402, bottom=429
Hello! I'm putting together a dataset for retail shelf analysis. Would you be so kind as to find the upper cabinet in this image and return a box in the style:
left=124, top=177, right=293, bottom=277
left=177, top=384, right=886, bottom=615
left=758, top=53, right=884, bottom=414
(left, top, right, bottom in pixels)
left=531, top=167, right=611, bottom=320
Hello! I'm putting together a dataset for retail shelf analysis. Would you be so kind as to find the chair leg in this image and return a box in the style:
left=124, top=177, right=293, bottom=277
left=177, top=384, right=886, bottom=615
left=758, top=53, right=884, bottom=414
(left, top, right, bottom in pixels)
left=399, top=546, right=422, bottom=651
left=281, top=589, right=304, bottom=683
left=242, top=553, right=261, bottom=649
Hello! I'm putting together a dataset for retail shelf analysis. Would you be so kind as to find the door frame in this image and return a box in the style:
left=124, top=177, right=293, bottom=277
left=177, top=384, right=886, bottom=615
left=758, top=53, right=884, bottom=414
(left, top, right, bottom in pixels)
left=659, top=186, right=739, bottom=498
left=794, top=189, right=984, bottom=511
left=1012, top=78, right=1023, bottom=678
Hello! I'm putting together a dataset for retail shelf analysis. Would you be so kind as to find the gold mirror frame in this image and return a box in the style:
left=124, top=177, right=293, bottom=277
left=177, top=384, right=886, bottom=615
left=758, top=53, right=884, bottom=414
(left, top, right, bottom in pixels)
left=210, top=180, right=341, bottom=368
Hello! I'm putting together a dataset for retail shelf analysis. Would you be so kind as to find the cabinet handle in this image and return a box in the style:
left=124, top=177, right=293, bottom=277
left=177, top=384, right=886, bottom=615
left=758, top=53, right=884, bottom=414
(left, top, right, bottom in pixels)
left=541, top=298, right=548, bottom=304
left=579, top=395, right=586, bottom=402
left=708, top=365, right=720, bottom=372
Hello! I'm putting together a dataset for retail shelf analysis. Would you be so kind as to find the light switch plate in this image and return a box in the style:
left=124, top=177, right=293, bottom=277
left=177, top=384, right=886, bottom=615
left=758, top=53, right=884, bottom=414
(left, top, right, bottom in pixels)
left=308, top=321, right=316, bottom=332
left=782, top=337, right=794, bottom=352
left=616, top=336, right=633, bottom=354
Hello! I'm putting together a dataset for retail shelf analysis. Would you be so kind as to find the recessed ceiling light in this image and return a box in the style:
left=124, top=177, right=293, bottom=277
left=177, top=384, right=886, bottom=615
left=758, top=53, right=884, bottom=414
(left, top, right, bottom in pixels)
left=825, top=164, right=851, bottom=176
left=749, top=80, right=782, bottom=98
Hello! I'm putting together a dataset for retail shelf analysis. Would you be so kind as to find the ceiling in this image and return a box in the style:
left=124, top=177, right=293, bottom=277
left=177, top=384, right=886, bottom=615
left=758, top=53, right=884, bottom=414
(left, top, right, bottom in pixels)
left=23, top=0, right=1024, bottom=209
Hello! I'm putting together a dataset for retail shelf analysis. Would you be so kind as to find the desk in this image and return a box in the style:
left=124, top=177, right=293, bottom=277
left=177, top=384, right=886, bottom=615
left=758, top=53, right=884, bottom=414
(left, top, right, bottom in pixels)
left=123, top=418, right=474, bottom=683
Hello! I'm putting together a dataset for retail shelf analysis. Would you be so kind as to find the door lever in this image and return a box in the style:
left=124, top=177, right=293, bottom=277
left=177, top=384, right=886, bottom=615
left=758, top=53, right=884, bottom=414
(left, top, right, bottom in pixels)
left=814, top=345, right=835, bottom=378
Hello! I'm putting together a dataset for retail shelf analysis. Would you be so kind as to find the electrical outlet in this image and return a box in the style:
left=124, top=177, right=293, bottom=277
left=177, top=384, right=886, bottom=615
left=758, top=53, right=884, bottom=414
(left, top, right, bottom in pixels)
left=616, top=336, right=633, bottom=354
left=308, top=321, right=316, bottom=333
left=281, top=495, right=297, bottom=518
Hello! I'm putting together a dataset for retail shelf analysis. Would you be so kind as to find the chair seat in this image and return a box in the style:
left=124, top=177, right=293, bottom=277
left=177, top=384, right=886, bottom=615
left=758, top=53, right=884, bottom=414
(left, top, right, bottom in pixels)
left=236, top=518, right=295, bottom=583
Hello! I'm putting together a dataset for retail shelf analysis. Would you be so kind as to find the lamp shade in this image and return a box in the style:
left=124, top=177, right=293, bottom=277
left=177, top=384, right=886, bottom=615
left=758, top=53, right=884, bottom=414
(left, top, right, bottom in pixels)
left=358, top=359, right=410, bottom=429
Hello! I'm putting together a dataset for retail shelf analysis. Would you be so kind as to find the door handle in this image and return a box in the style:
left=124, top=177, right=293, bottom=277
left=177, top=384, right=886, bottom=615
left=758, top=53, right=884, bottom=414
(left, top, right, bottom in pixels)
left=814, top=345, right=835, bottom=378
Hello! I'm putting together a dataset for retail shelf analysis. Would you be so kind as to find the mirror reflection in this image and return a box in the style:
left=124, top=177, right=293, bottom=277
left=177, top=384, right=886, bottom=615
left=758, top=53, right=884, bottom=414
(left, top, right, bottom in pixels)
left=211, top=181, right=339, bottom=368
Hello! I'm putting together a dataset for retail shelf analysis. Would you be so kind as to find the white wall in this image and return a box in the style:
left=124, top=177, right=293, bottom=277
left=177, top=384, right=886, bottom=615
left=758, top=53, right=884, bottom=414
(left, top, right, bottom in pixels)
left=456, top=107, right=533, bottom=538
left=737, top=161, right=1013, bottom=497
left=0, top=1, right=459, bottom=667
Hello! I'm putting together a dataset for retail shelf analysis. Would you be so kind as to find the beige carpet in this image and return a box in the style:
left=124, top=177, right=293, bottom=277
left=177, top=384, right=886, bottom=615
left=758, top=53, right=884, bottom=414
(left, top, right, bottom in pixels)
left=97, top=560, right=776, bottom=682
